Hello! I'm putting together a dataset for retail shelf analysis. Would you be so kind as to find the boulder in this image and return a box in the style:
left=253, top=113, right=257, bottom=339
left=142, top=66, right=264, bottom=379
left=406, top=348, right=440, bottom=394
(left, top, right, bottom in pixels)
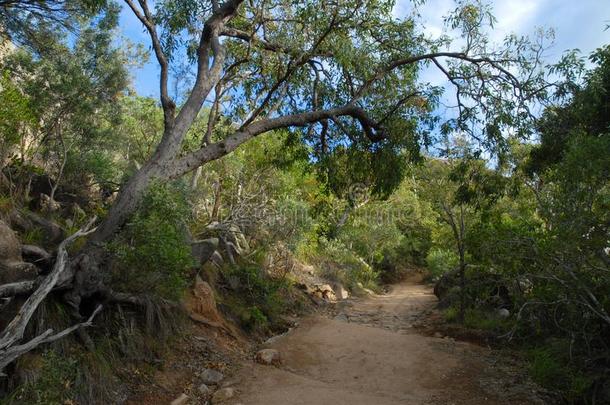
left=0, top=220, right=22, bottom=261
left=22, top=210, right=65, bottom=246
left=192, top=238, right=219, bottom=265
left=199, top=368, right=224, bottom=385
left=255, top=349, right=281, bottom=366
left=185, top=276, right=224, bottom=325
left=8, top=209, right=33, bottom=233
left=212, top=387, right=235, bottom=404
left=314, top=284, right=337, bottom=301
left=21, top=244, right=52, bottom=271
left=0, top=220, right=39, bottom=284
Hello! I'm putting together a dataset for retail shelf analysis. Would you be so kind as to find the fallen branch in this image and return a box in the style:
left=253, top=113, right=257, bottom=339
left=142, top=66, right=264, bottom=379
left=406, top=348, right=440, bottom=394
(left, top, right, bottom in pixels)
left=0, top=305, right=102, bottom=376
left=0, top=217, right=97, bottom=375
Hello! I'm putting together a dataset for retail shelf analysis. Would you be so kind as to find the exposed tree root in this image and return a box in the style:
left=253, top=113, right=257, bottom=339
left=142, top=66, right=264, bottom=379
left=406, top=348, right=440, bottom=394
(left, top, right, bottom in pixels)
left=0, top=218, right=98, bottom=375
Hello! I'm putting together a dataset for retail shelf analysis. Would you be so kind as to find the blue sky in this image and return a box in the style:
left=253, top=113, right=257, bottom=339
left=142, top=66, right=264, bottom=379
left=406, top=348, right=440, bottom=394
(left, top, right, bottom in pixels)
left=121, top=0, right=610, bottom=98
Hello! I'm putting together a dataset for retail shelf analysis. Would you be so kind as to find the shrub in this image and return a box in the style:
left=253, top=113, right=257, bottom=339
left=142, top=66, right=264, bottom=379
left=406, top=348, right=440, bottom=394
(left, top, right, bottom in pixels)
left=527, top=343, right=594, bottom=402
left=220, top=262, right=287, bottom=332
left=110, top=182, right=194, bottom=300
left=426, top=248, right=458, bottom=280
left=9, top=350, right=79, bottom=404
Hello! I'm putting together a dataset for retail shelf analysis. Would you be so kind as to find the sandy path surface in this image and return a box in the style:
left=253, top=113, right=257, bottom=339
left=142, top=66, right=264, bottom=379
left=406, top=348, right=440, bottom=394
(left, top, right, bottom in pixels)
left=233, top=283, right=541, bottom=405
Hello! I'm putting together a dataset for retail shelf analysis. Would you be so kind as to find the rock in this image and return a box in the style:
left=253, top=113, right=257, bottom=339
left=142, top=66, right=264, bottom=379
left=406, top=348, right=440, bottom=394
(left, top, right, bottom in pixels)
left=255, top=349, right=281, bottom=365
left=0, top=220, right=39, bottom=284
left=21, top=244, right=52, bottom=271
left=0, top=220, right=22, bottom=260
left=21, top=210, right=65, bottom=246
left=497, top=308, right=510, bottom=318
left=170, top=393, right=189, bottom=405
left=211, top=387, right=235, bottom=404
left=192, top=238, right=219, bottom=265
left=334, top=313, right=349, bottom=322
left=210, top=250, right=224, bottom=267
left=8, top=209, right=33, bottom=233
left=433, top=332, right=443, bottom=338
left=39, top=193, right=61, bottom=212
left=198, top=383, right=211, bottom=395
left=200, top=368, right=224, bottom=385
left=334, top=284, right=349, bottom=300
left=317, top=284, right=334, bottom=293
left=314, top=284, right=337, bottom=301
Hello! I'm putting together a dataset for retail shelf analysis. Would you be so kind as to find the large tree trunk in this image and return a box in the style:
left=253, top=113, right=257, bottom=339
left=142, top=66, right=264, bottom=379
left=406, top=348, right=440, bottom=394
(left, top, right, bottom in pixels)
left=86, top=163, right=160, bottom=248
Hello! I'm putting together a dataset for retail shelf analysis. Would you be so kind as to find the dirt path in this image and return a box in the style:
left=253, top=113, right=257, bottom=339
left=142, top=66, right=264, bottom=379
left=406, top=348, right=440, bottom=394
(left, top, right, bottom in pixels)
left=233, top=283, right=545, bottom=405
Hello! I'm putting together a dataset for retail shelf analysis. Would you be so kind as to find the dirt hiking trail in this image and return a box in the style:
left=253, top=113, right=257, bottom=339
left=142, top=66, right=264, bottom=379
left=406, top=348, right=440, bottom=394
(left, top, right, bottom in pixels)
left=233, top=282, right=547, bottom=405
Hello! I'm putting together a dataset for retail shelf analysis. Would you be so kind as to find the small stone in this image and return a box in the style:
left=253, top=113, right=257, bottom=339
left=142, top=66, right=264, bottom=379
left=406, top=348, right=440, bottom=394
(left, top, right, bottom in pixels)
left=198, top=383, right=211, bottom=394
left=200, top=368, right=225, bottom=385
left=171, top=393, right=189, bottom=405
left=497, top=308, right=510, bottom=318
left=212, top=387, right=235, bottom=404
left=255, top=349, right=281, bottom=365
left=434, top=332, right=443, bottom=338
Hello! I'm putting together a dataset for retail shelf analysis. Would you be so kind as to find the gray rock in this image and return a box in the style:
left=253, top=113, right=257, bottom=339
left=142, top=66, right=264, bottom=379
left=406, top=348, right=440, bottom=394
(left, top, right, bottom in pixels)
left=22, top=210, right=65, bottom=246
left=0, top=220, right=22, bottom=261
left=192, top=238, right=219, bottom=265
left=210, top=251, right=224, bottom=267
left=21, top=244, right=52, bottom=265
left=0, top=220, right=39, bottom=283
left=200, top=368, right=224, bottom=385
left=497, top=308, right=510, bottom=318
left=212, top=387, right=235, bottom=404
left=198, top=383, right=211, bottom=394
left=334, top=313, right=349, bottom=322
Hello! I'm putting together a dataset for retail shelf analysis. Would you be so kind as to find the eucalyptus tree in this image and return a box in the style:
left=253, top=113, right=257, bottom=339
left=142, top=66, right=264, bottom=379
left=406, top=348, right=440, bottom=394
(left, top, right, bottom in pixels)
left=89, top=0, right=551, bottom=246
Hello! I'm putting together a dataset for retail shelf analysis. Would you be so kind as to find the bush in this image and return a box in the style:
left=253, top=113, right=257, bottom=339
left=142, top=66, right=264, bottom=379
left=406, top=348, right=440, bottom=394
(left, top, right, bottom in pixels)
left=315, top=238, right=379, bottom=291
left=9, top=350, right=79, bottom=404
left=426, top=248, right=458, bottom=280
left=220, top=263, right=287, bottom=332
left=110, top=182, right=194, bottom=300
left=527, top=343, right=594, bottom=402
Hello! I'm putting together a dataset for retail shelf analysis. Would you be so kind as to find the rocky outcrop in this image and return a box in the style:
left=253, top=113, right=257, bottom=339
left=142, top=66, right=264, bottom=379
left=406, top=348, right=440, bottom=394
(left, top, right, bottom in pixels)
left=184, top=276, right=235, bottom=334
left=314, top=284, right=337, bottom=301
